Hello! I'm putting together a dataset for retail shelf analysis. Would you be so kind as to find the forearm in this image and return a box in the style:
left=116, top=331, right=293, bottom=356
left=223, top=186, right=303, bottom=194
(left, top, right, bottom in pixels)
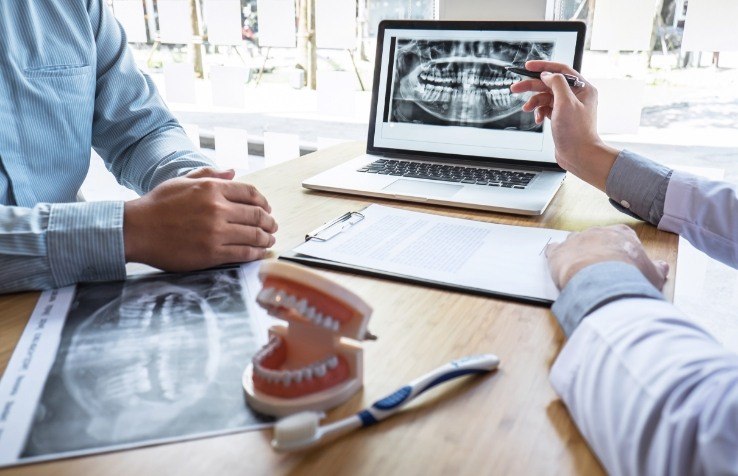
left=88, top=0, right=214, bottom=194
left=550, top=263, right=738, bottom=475
left=606, top=150, right=738, bottom=268
left=107, top=119, right=216, bottom=194
left=551, top=296, right=738, bottom=475
left=659, top=171, right=738, bottom=267
left=0, top=202, right=126, bottom=294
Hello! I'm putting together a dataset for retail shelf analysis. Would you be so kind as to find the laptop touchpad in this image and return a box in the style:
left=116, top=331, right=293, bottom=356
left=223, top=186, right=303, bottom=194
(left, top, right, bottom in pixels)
left=383, top=179, right=462, bottom=198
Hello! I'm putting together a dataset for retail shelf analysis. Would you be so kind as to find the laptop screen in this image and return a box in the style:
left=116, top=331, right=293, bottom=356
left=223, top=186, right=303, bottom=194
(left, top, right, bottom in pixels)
left=368, top=21, right=585, bottom=167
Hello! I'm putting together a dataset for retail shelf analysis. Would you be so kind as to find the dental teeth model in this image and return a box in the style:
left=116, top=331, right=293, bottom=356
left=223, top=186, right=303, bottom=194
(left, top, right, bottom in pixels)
left=243, top=261, right=373, bottom=417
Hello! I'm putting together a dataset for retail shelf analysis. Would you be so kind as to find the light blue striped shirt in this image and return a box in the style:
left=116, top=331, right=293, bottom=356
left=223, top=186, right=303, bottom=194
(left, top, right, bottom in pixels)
left=0, top=0, right=214, bottom=293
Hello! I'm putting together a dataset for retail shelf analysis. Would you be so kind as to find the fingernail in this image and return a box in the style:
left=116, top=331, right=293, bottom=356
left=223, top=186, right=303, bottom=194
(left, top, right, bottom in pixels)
left=540, top=71, right=551, bottom=78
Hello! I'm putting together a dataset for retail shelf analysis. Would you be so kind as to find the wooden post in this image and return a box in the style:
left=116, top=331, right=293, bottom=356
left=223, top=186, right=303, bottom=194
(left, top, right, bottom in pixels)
left=144, top=0, right=157, bottom=42
left=584, top=0, right=596, bottom=50
left=646, top=0, right=665, bottom=68
left=190, top=0, right=204, bottom=78
left=297, top=0, right=317, bottom=89
left=358, top=0, right=368, bottom=61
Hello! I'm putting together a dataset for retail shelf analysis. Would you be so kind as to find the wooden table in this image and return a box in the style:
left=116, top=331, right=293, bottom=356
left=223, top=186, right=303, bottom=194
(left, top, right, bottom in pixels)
left=0, top=142, right=678, bottom=475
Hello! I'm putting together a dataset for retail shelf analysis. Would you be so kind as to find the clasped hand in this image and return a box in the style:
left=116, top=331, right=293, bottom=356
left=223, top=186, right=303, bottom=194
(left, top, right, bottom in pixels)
left=123, top=167, right=278, bottom=271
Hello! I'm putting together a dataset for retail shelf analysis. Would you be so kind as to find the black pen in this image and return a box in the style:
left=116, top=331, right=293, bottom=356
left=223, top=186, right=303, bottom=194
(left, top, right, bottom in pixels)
left=505, top=66, right=586, bottom=88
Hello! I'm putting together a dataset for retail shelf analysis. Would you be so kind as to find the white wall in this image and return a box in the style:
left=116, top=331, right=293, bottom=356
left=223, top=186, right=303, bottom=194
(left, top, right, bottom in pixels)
left=437, top=0, right=551, bottom=21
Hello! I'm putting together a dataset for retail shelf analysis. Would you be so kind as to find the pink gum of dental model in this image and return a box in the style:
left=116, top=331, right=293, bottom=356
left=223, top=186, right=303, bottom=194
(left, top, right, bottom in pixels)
left=243, top=260, right=372, bottom=417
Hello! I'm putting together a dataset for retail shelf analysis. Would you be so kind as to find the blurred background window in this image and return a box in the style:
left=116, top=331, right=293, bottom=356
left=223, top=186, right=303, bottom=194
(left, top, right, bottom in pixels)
left=89, top=0, right=738, bottom=200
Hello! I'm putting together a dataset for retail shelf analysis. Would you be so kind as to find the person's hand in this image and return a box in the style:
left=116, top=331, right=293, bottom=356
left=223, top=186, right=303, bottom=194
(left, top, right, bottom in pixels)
left=510, top=60, right=620, bottom=192
left=545, top=225, right=669, bottom=290
left=123, top=174, right=277, bottom=271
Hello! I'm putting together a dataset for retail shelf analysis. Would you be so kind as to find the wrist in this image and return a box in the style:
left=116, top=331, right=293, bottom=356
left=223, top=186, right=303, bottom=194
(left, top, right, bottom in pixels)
left=123, top=199, right=145, bottom=263
left=577, top=141, right=620, bottom=192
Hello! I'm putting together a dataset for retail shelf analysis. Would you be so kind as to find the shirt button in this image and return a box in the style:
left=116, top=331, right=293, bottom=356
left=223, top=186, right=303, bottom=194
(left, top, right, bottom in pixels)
left=620, top=200, right=630, bottom=209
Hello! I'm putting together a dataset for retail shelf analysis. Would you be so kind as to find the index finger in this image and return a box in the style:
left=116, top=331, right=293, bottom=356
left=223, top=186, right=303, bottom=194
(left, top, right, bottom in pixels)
left=525, top=60, right=580, bottom=77
left=510, top=78, right=550, bottom=94
left=221, top=181, right=272, bottom=213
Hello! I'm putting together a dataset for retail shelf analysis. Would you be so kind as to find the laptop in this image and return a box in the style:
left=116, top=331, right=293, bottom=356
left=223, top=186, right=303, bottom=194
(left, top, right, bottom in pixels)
left=303, top=20, right=586, bottom=215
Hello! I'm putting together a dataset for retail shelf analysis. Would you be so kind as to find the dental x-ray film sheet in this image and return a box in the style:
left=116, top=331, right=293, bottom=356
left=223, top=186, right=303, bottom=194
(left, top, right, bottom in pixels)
left=0, top=264, right=271, bottom=468
left=372, top=26, right=580, bottom=164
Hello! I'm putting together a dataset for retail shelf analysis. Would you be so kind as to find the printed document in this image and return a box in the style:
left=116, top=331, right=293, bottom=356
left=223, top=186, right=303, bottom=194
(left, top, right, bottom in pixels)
left=294, top=204, right=569, bottom=301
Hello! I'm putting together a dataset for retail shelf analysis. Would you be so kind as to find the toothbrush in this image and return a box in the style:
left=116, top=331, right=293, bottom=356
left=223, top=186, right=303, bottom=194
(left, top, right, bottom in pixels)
left=271, top=353, right=500, bottom=452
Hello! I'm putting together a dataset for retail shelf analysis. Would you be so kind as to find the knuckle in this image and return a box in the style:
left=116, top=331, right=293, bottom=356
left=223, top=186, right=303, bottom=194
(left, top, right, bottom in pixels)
left=247, top=226, right=261, bottom=244
left=194, top=178, right=221, bottom=197
left=243, top=183, right=257, bottom=198
left=240, top=247, right=262, bottom=262
left=252, top=206, right=266, bottom=224
left=203, top=200, right=226, bottom=218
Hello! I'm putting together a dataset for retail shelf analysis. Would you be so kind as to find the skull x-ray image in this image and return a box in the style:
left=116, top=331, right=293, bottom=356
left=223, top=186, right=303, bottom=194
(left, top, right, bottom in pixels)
left=21, top=268, right=269, bottom=459
left=390, top=39, right=555, bottom=132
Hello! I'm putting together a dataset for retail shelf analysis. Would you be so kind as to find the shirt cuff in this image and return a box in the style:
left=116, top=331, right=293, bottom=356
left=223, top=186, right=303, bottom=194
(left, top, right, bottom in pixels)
left=551, top=261, right=665, bottom=337
left=47, top=201, right=127, bottom=286
left=605, top=149, right=673, bottom=225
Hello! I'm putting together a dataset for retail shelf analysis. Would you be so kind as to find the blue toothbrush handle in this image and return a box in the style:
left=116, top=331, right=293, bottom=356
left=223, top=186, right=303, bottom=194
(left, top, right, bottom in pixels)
left=357, top=353, right=500, bottom=426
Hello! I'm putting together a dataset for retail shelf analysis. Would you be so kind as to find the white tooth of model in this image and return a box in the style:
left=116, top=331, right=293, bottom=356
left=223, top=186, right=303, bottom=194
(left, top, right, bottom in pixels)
left=257, top=288, right=273, bottom=303
left=296, top=299, right=308, bottom=315
left=303, top=367, right=314, bottom=380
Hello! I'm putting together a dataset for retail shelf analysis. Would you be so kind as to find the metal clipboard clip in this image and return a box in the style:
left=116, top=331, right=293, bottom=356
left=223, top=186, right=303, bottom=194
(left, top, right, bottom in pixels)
left=305, top=211, right=365, bottom=242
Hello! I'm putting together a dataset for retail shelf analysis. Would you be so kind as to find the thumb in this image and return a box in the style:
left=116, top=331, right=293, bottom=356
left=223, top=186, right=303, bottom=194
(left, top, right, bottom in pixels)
left=646, top=259, right=669, bottom=290
left=186, top=167, right=236, bottom=180
left=654, top=259, right=670, bottom=279
left=540, top=72, right=576, bottom=103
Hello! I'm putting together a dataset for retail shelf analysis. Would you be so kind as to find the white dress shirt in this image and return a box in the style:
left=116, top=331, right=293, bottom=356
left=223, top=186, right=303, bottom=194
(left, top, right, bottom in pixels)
left=550, top=150, right=738, bottom=475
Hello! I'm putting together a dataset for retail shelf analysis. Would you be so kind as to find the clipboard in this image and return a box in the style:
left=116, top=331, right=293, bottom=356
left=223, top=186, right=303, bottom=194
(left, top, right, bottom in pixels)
left=279, top=206, right=557, bottom=307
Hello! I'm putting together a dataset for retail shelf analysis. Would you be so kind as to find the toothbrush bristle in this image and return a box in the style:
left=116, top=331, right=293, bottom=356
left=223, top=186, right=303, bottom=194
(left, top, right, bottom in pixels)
left=272, top=411, right=321, bottom=448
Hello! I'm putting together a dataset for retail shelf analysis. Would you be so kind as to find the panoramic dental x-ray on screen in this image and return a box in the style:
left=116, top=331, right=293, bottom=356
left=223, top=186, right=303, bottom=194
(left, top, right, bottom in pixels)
left=372, top=27, right=579, bottom=163
left=390, top=40, right=554, bottom=132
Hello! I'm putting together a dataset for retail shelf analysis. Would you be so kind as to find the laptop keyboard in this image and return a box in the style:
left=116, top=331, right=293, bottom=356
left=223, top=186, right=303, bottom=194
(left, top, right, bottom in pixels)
left=357, top=159, right=535, bottom=189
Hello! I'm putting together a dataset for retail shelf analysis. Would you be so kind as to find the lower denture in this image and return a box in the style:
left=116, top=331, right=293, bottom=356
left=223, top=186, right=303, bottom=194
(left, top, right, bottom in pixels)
left=253, top=336, right=351, bottom=398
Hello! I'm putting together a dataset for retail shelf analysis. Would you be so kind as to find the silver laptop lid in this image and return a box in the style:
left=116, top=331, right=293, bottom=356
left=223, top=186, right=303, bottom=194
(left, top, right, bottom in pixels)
left=366, top=21, right=586, bottom=170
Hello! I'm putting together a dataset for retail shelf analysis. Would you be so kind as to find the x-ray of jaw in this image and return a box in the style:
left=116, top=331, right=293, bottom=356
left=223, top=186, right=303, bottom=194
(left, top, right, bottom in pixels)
left=390, top=40, right=555, bottom=131
left=21, top=268, right=267, bottom=459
